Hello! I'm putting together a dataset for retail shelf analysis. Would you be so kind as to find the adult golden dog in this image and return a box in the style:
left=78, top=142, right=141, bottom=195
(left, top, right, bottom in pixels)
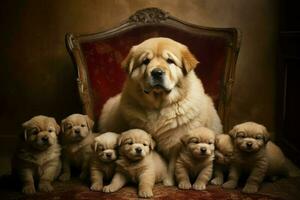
left=99, top=37, right=222, bottom=185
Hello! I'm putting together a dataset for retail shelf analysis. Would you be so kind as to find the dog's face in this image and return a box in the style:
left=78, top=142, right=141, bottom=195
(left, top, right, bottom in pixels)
left=181, top=127, right=215, bottom=159
left=122, top=37, right=199, bottom=97
left=229, top=122, right=270, bottom=153
left=61, top=114, right=94, bottom=143
left=22, top=115, right=60, bottom=150
left=118, top=129, right=155, bottom=161
left=92, top=132, right=119, bottom=162
left=215, top=134, right=234, bottom=165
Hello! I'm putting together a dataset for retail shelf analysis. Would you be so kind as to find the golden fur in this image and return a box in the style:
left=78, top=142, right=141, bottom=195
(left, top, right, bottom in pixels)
left=222, top=122, right=294, bottom=193
left=175, top=127, right=215, bottom=190
left=90, top=132, right=119, bottom=191
left=103, top=129, right=168, bottom=198
left=99, top=37, right=222, bottom=185
left=59, top=114, right=94, bottom=181
left=211, top=134, right=234, bottom=185
left=12, top=115, right=61, bottom=194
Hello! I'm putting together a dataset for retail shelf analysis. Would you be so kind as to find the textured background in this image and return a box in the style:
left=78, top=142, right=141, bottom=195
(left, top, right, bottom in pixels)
left=0, top=0, right=279, bottom=173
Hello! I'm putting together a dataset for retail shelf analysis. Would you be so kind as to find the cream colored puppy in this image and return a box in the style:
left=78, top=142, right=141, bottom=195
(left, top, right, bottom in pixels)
left=99, top=37, right=223, bottom=185
left=103, top=129, right=168, bottom=198
left=175, top=127, right=215, bottom=190
left=90, top=132, right=119, bottom=191
left=211, top=134, right=234, bottom=185
left=12, top=115, right=61, bottom=194
left=59, top=114, right=94, bottom=181
left=223, top=122, right=293, bottom=193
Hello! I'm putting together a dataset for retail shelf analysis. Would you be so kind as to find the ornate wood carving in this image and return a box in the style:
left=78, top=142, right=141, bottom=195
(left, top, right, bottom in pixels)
left=128, top=7, right=168, bottom=24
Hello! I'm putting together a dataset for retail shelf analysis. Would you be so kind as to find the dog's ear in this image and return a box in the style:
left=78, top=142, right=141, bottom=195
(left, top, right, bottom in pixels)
left=61, top=119, right=67, bottom=133
left=117, top=135, right=123, bottom=147
left=261, top=126, right=270, bottom=144
left=121, top=46, right=136, bottom=75
left=21, top=120, right=30, bottom=141
left=91, top=141, right=98, bottom=152
left=181, top=46, right=199, bottom=74
left=228, top=127, right=238, bottom=138
left=85, top=115, right=94, bottom=131
left=50, top=117, right=60, bottom=135
left=150, top=137, right=156, bottom=150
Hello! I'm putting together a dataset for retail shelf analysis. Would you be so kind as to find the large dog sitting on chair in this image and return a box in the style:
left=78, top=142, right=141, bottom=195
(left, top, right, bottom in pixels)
left=99, top=37, right=222, bottom=185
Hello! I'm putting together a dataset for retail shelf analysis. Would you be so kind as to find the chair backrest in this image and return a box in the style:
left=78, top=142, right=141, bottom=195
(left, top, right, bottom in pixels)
left=66, top=8, right=241, bottom=131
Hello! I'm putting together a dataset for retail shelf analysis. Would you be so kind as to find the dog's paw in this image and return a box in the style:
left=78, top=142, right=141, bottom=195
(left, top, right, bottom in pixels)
left=90, top=182, right=103, bottom=191
left=192, top=182, right=206, bottom=190
left=163, top=177, right=175, bottom=186
left=178, top=181, right=192, bottom=190
left=242, top=184, right=259, bottom=193
left=222, top=180, right=238, bottom=189
left=38, top=181, right=53, bottom=192
left=138, top=189, right=153, bottom=198
left=211, top=177, right=224, bottom=185
left=103, top=185, right=118, bottom=193
left=59, top=173, right=70, bottom=182
left=22, top=184, right=36, bottom=194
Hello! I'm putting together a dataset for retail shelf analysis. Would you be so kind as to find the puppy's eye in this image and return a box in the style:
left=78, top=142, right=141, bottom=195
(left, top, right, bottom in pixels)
left=166, top=58, right=175, bottom=64
left=255, top=135, right=263, bottom=140
left=81, top=124, right=86, bottom=127
left=237, top=132, right=245, bottom=138
left=127, top=141, right=133, bottom=145
left=142, top=58, right=150, bottom=65
left=48, top=129, right=53, bottom=133
left=208, top=141, right=213, bottom=145
left=143, top=143, right=147, bottom=146
left=31, top=129, right=39, bottom=135
left=67, top=125, right=72, bottom=129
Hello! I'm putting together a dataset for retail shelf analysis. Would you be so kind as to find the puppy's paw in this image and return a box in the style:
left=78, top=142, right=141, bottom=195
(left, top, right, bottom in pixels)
left=222, top=180, right=237, bottom=189
left=59, top=173, right=70, bottom=182
left=178, top=181, right=192, bottom=190
left=138, top=189, right=153, bottom=198
left=90, top=182, right=103, bottom=191
left=211, top=177, right=224, bottom=185
left=192, top=182, right=206, bottom=190
left=163, top=177, right=175, bottom=186
left=103, top=185, right=119, bottom=193
left=38, top=181, right=54, bottom=192
left=22, top=184, right=36, bottom=194
left=242, top=184, right=259, bottom=193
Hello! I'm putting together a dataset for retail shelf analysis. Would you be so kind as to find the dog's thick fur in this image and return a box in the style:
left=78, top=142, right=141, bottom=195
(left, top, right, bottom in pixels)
left=90, top=132, right=119, bottom=191
left=222, top=122, right=296, bottom=193
left=175, top=127, right=215, bottom=190
left=103, top=129, right=168, bottom=198
left=211, top=134, right=234, bottom=185
left=99, top=37, right=222, bottom=185
left=12, top=115, right=61, bottom=194
left=59, top=114, right=94, bottom=181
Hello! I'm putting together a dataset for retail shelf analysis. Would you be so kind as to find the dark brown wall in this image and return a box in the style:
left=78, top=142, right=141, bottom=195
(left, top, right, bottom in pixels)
left=0, top=0, right=279, bottom=138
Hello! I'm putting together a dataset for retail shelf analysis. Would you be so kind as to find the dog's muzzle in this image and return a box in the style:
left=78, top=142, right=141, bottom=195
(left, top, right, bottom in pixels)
left=143, top=68, right=171, bottom=94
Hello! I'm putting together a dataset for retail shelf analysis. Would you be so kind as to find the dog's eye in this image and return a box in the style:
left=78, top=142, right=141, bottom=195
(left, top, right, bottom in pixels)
left=255, top=135, right=262, bottom=140
left=48, top=129, right=53, bottom=133
left=166, top=58, right=175, bottom=64
left=127, top=141, right=133, bottom=145
left=143, top=143, right=147, bottom=146
left=67, top=125, right=72, bottom=129
left=142, top=58, right=150, bottom=65
left=31, top=128, right=39, bottom=135
left=81, top=124, right=86, bottom=127
left=208, top=141, right=213, bottom=145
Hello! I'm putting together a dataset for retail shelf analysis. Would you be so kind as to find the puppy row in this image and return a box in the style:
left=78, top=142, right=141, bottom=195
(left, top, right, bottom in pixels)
left=13, top=114, right=296, bottom=197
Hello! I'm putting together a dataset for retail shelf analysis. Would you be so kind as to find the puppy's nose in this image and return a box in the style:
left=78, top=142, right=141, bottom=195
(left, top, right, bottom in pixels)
left=135, top=147, right=142, bottom=153
left=106, top=152, right=112, bottom=158
left=200, top=147, right=207, bottom=153
left=151, top=68, right=165, bottom=80
left=42, top=136, right=48, bottom=142
left=75, top=128, right=80, bottom=134
left=247, top=142, right=253, bottom=147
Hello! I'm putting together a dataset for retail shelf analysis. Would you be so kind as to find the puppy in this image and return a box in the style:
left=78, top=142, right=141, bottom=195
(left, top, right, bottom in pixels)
left=12, top=115, right=61, bottom=194
left=211, top=134, right=234, bottom=185
left=103, top=129, right=168, bottom=198
left=175, top=127, right=215, bottom=190
left=59, top=114, right=94, bottom=181
left=222, top=122, right=291, bottom=193
left=90, top=132, right=119, bottom=191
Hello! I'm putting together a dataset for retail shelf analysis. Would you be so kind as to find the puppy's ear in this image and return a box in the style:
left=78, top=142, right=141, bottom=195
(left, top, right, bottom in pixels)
left=121, top=46, right=136, bottom=74
left=117, top=135, right=123, bottom=147
left=91, top=141, right=98, bottom=152
left=228, top=127, right=238, bottom=138
left=21, top=120, right=30, bottom=141
left=150, top=137, right=156, bottom=150
left=85, top=115, right=94, bottom=131
left=61, top=119, right=66, bottom=133
left=181, top=46, right=199, bottom=74
left=261, top=126, right=270, bottom=144
left=50, top=117, right=60, bottom=135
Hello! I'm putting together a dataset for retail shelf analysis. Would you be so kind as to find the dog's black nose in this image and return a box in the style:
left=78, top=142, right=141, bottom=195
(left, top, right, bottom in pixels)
left=106, top=152, right=112, bottom=158
left=75, top=129, right=80, bottom=134
left=247, top=142, right=253, bottom=147
left=151, top=68, right=164, bottom=79
left=135, top=147, right=142, bottom=153
left=201, top=147, right=207, bottom=153
left=42, top=136, right=48, bottom=142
